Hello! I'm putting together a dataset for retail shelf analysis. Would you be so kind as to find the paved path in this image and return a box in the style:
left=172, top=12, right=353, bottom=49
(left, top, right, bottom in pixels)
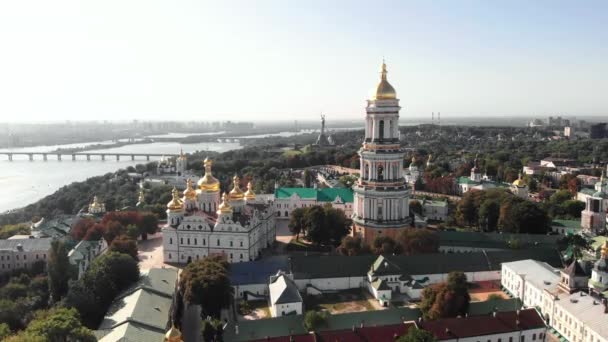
left=137, top=233, right=175, bottom=270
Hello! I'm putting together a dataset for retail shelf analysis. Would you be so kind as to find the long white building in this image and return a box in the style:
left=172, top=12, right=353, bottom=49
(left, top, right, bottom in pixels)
left=501, top=250, right=608, bottom=342
left=161, top=158, right=275, bottom=264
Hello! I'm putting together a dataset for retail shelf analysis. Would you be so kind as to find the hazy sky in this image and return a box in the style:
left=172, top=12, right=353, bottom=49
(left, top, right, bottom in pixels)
left=0, top=1, right=607, bottom=122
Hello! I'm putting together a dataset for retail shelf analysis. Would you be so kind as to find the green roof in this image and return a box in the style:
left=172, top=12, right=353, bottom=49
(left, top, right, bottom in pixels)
left=457, top=176, right=480, bottom=185
left=222, top=314, right=307, bottom=341
left=580, top=188, right=596, bottom=196
left=275, top=188, right=354, bottom=203
left=552, top=219, right=581, bottom=229
left=467, top=298, right=523, bottom=316
left=438, top=231, right=560, bottom=249
left=95, top=268, right=178, bottom=340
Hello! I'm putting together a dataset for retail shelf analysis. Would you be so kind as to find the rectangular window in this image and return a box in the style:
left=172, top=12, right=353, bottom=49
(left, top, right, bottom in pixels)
left=180, top=238, right=183, bottom=244
left=217, top=239, right=220, bottom=246
left=187, top=238, right=190, bottom=245
left=203, top=239, right=206, bottom=245
left=194, top=238, right=197, bottom=245
left=230, top=241, right=233, bottom=247
left=240, top=241, right=243, bottom=247
left=170, top=238, right=173, bottom=244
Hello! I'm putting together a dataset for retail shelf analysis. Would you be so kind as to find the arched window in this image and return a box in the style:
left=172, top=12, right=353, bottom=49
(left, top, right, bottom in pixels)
left=285, top=211, right=288, bottom=217
left=389, top=120, right=393, bottom=139
left=365, top=163, right=370, bottom=179
left=379, top=120, right=384, bottom=140
left=377, top=165, right=384, bottom=181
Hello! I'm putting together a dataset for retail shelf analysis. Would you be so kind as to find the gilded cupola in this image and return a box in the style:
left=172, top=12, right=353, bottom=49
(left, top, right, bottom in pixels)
left=217, top=192, right=233, bottom=215
left=183, top=178, right=197, bottom=200
left=244, top=181, right=256, bottom=200
left=197, top=158, right=220, bottom=192
left=166, top=187, right=184, bottom=211
left=371, top=60, right=397, bottom=100
left=512, top=173, right=526, bottom=187
left=164, top=325, right=183, bottom=342
left=178, top=148, right=187, bottom=160
left=229, top=175, right=245, bottom=200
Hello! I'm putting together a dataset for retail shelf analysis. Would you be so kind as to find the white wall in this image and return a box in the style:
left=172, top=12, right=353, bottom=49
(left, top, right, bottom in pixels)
left=271, top=301, right=302, bottom=317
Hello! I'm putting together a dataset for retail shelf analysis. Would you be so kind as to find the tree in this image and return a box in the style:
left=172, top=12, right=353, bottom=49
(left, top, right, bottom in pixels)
left=506, top=201, right=549, bottom=234
left=303, top=169, right=313, bottom=188
left=562, top=200, right=585, bottom=218
left=0, top=323, right=10, bottom=341
left=397, top=228, right=439, bottom=255
left=372, top=236, right=400, bottom=255
left=420, top=272, right=470, bottom=320
left=138, top=212, right=158, bottom=240
left=323, top=205, right=350, bottom=244
left=179, top=256, right=231, bottom=317
left=0, top=283, right=28, bottom=301
left=397, top=328, right=437, bottom=342
left=64, top=252, right=140, bottom=328
left=288, top=208, right=306, bottom=240
left=337, top=236, right=371, bottom=256
left=48, top=239, right=72, bottom=302
left=103, top=220, right=125, bottom=244
left=0, top=299, right=26, bottom=330
left=303, top=310, right=328, bottom=331
left=24, top=307, right=95, bottom=342
left=409, top=200, right=423, bottom=216
left=109, top=235, right=138, bottom=260
left=201, top=318, right=224, bottom=342
left=558, top=235, right=591, bottom=261
left=478, top=200, right=500, bottom=231
left=304, top=206, right=327, bottom=244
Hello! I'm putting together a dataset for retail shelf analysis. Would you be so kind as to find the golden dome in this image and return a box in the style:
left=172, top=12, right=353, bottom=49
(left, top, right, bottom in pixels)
left=411, top=155, right=417, bottom=163
left=197, top=158, right=220, bottom=193
left=512, top=173, right=526, bottom=187
left=167, top=187, right=184, bottom=211
left=244, top=181, right=256, bottom=200
left=229, top=175, right=245, bottom=200
left=178, top=148, right=187, bottom=160
left=164, top=325, right=182, bottom=342
left=183, top=178, right=197, bottom=200
left=602, top=241, right=608, bottom=258
left=90, top=196, right=103, bottom=209
left=217, top=192, right=233, bottom=214
left=371, top=61, right=397, bottom=100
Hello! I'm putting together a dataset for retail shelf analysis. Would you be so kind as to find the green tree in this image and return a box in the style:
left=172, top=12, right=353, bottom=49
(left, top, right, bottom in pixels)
left=397, top=328, right=437, bottom=342
left=0, top=283, right=28, bottom=301
left=24, top=307, right=95, bottom=342
left=372, top=236, right=400, bottom=255
left=303, top=310, right=328, bottom=331
left=397, top=228, right=439, bottom=255
left=138, top=212, right=159, bottom=240
left=304, top=206, right=327, bottom=244
left=562, top=200, right=585, bottom=218
left=179, top=256, right=231, bottom=317
left=478, top=199, right=500, bottom=231
left=409, top=200, right=423, bottom=216
left=0, top=323, right=10, bottom=341
left=48, top=239, right=72, bottom=302
left=303, top=169, right=313, bottom=188
left=109, top=235, right=139, bottom=260
left=288, top=208, right=306, bottom=240
left=558, top=235, right=591, bottom=261
left=420, top=272, right=470, bottom=320
left=201, top=318, right=224, bottom=342
left=323, top=205, right=350, bottom=244
left=126, top=224, right=140, bottom=239
left=64, top=251, right=140, bottom=328
left=337, top=236, right=371, bottom=256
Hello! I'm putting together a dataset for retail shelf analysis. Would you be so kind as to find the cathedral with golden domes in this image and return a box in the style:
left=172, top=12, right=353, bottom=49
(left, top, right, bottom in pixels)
left=161, top=158, right=276, bottom=264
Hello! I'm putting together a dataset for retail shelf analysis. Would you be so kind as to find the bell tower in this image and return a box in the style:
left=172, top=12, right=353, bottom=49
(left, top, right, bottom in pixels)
left=352, top=61, right=412, bottom=243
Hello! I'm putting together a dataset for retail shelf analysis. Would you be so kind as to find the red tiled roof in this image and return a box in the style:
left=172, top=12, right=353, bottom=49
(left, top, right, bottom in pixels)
left=417, top=309, right=545, bottom=340
left=250, top=323, right=415, bottom=342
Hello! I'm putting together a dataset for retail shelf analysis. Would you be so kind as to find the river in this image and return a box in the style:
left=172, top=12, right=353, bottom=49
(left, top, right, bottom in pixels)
left=0, top=140, right=242, bottom=213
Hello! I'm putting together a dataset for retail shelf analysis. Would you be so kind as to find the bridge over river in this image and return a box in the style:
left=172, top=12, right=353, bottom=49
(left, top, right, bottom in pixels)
left=1, top=152, right=178, bottom=162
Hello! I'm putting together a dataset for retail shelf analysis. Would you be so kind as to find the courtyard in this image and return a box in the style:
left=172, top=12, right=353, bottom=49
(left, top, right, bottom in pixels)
left=304, top=289, right=384, bottom=314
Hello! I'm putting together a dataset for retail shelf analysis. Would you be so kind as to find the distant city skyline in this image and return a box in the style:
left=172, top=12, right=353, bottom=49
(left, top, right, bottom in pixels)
left=0, top=0, right=607, bottom=123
